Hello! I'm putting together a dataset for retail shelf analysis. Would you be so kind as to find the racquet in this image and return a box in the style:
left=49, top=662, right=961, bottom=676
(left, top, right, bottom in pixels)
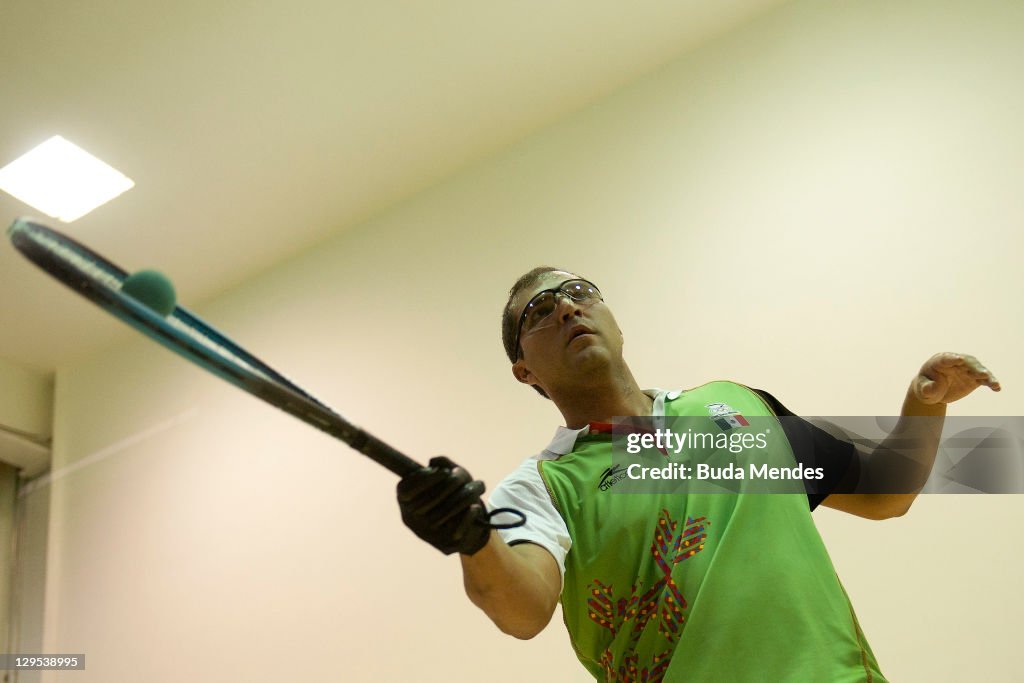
left=8, top=216, right=524, bottom=529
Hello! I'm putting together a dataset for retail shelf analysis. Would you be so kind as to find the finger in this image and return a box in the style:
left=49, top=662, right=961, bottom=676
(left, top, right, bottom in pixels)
left=428, top=455, right=458, bottom=470
left=396, top=468, right=439, bottom=501
left=426, top=497, right=474, bottom=528
left=914, top=376, right=942, bottom=403
left=427, top=481, right=486, bottom=527
left=931, top=352, right=965, bottom=368
left=961, top=365, right=1000, bottom=387
left=452, top=502, right=488, bottom=543
left=963, top=374, right=1002, bottom=392
left=397, top=467, right=452, bottom=501
left=397, top=464, right=470, bottom=503
left=962, top=357, right=1000, bottom=387
left=966, top=369, right=995, bottom=382
left=961, top=355, right=989, bottom=374
left=983, top=376, right=1003, bottom=391
left=409, top=471, right=474, bottom=515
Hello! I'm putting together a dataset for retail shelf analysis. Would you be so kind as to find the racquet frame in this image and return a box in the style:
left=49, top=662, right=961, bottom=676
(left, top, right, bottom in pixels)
left=8, top=217, right=422, bottom=477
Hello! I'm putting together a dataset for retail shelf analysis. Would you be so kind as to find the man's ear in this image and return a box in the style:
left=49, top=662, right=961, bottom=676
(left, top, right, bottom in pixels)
left=512, top=359, right=535, bottom=387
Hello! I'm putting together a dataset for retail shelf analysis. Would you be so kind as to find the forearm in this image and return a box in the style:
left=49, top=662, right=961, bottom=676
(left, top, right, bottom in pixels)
left=460, top=531, right=560, bottom=639
left=822, top=352, right=997, bottom=520
left=864, top=387, right=946, bottom=515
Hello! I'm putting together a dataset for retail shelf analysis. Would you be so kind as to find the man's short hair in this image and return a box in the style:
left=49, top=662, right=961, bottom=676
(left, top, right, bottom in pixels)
left=501, top=266, right=572, bottom=400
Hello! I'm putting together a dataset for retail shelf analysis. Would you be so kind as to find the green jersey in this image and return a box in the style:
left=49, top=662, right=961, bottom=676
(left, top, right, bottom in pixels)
left=534, top=382, right=886, bottom=682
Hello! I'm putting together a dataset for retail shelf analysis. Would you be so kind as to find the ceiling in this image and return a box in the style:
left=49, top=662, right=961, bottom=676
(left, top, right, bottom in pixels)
left=0, top=0, right=785, bottom=372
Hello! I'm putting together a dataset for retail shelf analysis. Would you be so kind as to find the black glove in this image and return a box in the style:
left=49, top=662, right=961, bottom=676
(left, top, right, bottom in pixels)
left=397, top=456, right=491, bottom=556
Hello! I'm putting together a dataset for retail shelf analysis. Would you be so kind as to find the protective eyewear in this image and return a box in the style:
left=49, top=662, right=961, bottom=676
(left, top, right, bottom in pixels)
left=514, top=279, right=602, bottom=355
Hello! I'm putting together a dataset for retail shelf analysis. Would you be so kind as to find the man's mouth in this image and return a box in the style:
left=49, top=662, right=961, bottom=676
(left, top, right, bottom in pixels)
left=567, top=326, right=594, bottom=345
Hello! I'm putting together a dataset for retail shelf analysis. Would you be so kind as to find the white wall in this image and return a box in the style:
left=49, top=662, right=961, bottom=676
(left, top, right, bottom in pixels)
left=0, top=357, right=53, bottom=440
left=0, top=357, right=52, bottom=475
left=26, top=0, right=1024, bottom=680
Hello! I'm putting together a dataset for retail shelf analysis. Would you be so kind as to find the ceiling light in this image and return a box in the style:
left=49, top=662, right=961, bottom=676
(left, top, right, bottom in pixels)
left=0, top=135, right=135, bottom=222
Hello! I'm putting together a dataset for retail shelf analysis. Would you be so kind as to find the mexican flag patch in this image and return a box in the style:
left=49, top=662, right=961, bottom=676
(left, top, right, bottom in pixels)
left=706, top=402, right=750, bottom=431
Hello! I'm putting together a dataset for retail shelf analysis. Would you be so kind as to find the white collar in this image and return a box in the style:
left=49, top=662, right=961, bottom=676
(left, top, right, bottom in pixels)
left=539, top=388, right=682, bottom=458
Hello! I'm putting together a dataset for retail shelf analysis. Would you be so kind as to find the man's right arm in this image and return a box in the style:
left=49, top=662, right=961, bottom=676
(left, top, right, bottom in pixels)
left=460, top=534, right=561, bottom=640
left=397, top=456, right=565, bottom=639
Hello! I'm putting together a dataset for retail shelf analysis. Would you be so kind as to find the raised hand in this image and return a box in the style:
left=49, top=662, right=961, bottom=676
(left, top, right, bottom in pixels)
left=911, top=352, right=1001, bottom=405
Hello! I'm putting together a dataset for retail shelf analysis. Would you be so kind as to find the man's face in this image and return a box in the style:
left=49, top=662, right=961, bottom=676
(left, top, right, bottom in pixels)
left=511, top=270, right=624, bottom=395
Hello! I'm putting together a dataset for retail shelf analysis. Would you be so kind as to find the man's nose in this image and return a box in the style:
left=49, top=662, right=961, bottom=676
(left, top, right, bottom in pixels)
left=554, top=293, right=582, bottom=321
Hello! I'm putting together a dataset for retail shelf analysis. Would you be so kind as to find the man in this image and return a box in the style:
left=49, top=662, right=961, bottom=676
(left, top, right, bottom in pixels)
left=397, top=267, right=1001, bottom=682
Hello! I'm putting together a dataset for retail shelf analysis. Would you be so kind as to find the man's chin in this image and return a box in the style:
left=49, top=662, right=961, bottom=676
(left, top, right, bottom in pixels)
left=568, top=345, right=614, bottom=372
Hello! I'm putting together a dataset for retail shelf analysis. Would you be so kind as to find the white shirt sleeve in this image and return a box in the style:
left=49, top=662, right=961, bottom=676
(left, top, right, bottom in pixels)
left=486, top=454, right=571, bottom=584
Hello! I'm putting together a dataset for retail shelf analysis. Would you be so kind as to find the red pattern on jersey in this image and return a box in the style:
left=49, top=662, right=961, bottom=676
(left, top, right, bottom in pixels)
left=585, top=509, right=709, bottom=682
